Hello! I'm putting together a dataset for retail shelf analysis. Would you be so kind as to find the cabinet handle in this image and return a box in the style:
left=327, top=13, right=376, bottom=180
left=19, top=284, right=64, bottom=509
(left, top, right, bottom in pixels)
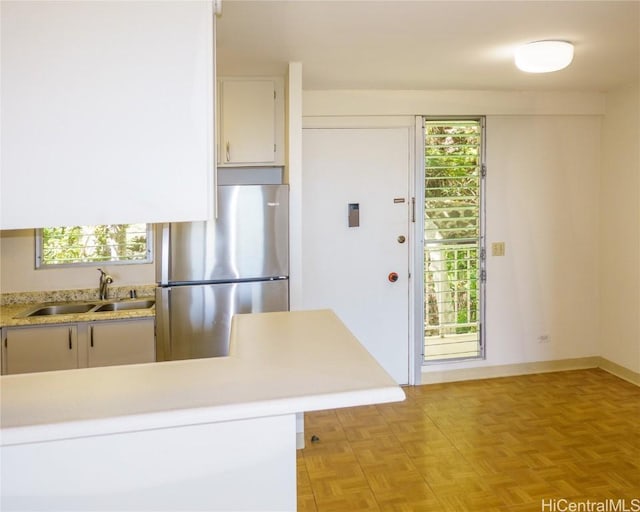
left=226, top=141, right=230, bottom=162
left=90, top=325, right=94, bottom=347
left=68, top=328, right=73, bottom=350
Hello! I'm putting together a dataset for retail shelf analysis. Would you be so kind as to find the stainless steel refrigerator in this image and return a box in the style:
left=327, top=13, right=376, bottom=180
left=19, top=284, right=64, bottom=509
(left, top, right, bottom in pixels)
left=155, top=184, right=289, bottom=361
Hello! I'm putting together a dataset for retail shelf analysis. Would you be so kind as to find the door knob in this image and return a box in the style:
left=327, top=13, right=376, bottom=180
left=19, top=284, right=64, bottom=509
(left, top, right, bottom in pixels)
left=388, top=272, right=399, bottom=283
left=397, top=235, right=406, bottom=244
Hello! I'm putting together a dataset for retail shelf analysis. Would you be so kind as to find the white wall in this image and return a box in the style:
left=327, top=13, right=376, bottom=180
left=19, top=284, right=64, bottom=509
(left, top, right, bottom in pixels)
left=304, top=90, right=605, bottom=117
left=285, top=63, right=304, bottom=311
left=301, top=90, right=606, bottom=375
left=482, top=115, right=601, bottom=367
left=0, top=229, right=154, bottom=293
left=599, top=82, right=640, bottom=373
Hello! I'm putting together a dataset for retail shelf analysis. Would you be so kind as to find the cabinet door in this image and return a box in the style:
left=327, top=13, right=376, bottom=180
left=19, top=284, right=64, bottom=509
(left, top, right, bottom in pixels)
left=220, top=80, right=276, bottom=165
left=88, top=319, right=155, bottom=368
left=4, top=325, right=78, bottom=375
left=1, top=1, right=214, bottom=229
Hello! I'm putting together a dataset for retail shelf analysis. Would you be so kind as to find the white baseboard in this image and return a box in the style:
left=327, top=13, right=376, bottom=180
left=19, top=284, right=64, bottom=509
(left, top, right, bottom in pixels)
left=596, top=357, right=640, bottom=386
left=420, top=356, right=626, bottom=385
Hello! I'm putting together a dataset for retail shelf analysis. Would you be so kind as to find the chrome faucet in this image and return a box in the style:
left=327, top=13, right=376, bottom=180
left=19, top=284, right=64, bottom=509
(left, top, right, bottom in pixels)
left=97, top=268, right=113, bottom=300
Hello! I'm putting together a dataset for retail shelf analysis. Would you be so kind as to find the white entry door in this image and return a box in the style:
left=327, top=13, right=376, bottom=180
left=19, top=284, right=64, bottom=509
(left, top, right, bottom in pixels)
left=301, top=127, right=411, bottom=384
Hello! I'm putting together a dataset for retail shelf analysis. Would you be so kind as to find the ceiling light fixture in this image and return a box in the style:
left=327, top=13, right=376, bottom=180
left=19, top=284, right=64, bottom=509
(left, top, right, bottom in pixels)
left=514, top=40, right=574, bottom=73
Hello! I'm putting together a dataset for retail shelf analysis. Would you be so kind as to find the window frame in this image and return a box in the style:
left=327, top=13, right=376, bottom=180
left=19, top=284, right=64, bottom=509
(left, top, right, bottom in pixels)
left=35, top=224, right=154, bottom=269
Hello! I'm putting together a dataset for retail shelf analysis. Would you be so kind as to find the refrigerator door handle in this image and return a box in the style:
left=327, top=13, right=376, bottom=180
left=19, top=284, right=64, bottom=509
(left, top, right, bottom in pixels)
left=158, top=223, right=171, bottom=286
left=155, top=287, right=172, bottom=362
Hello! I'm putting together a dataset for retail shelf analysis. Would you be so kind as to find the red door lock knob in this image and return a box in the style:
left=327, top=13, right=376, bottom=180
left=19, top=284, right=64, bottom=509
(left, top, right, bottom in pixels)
left=388, top=272, right=399, bottom=283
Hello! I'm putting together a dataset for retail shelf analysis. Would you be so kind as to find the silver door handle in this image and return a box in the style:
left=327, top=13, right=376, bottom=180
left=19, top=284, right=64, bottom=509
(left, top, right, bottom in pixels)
left=226, top=141, right=230, bottom=162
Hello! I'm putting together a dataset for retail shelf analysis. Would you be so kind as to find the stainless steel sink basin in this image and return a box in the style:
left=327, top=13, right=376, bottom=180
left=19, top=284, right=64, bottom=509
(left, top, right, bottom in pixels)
left=16, top=298, right=155, bottom=319
left=25, top=303, right=97, bottom=317
left=93, top=299, right=155, bottom=312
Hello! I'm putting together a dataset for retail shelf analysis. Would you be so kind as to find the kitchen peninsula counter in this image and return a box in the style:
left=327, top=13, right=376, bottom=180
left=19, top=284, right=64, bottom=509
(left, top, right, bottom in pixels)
left=1, top=309, right=404, bottom=511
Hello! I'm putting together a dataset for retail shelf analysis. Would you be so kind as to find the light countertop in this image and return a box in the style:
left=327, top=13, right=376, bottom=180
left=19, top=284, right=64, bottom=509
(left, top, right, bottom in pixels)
left=1, top=309, right=405, bottom=446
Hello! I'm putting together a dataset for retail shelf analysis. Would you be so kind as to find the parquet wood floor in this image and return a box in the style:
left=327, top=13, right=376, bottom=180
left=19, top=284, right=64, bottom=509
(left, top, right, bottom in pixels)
left=297, top=369, right=640, bottom=511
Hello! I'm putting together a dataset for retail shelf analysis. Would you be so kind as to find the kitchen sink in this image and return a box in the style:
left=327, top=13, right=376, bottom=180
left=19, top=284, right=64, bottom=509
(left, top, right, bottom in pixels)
left=93, top=299, right=155, bottom=312
left=25, top=303, right=98, bottom=317
left=17, top=299, right=155, bottom=318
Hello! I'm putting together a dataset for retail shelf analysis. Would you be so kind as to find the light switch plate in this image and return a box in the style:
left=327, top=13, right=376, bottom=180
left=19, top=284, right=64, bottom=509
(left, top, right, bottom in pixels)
left=492, top=242, right=505, bottom=256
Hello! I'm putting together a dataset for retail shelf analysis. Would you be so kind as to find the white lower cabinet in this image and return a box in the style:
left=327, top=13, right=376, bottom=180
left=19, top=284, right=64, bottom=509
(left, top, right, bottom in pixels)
left=3, top=324, right=78, bottom=375
left=1, top=318, right=155, bottom=375
left=88, top=319, right=155, bottom=368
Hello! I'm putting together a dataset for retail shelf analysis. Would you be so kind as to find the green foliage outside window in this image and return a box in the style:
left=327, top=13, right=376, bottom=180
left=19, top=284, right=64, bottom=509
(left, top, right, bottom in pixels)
left=424, top=120, right=482, bottom=343
left=38, top=224, right=150, bottom=266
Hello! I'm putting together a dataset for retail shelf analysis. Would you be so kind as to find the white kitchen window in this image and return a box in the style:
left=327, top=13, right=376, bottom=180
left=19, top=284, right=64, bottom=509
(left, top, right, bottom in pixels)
left=36, top=224, right=152, bottom=268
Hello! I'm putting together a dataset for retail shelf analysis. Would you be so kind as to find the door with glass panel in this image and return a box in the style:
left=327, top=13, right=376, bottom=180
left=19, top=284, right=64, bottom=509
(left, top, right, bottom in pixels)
left=422, top=118, right=485, bottom=362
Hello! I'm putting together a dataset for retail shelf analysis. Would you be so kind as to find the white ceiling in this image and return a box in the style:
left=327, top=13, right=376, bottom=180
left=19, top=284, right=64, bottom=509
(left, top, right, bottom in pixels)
left=216, top=0, right=640, bottom=92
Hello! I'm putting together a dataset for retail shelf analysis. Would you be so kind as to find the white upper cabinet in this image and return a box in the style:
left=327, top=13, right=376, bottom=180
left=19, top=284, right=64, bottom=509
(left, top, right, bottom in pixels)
left=0, top=1, right=215, bottom=229
left=218, top=78, right=284, bottom=166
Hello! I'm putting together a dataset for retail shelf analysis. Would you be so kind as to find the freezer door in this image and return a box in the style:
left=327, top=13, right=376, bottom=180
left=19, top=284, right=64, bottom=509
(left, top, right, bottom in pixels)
left=157, top=185, right=289, bottom=284
left=155, top=280, right=289, bottom=361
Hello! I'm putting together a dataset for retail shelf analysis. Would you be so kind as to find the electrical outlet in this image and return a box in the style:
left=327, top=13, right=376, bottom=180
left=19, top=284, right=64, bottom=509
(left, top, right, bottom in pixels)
left=492, top=242, right=505, bottom=256
left=537, top=334, right=550, bottom=343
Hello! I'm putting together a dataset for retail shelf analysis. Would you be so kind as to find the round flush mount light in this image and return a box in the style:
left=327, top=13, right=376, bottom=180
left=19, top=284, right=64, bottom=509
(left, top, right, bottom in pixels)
left=515, top=40, right=574, bottom=73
